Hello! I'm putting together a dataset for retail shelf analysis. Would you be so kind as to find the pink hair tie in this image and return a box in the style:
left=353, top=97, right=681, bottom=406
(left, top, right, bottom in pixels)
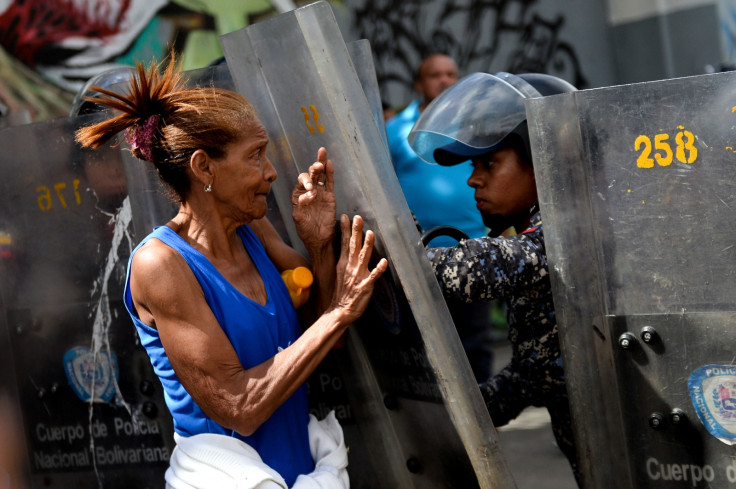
left=125, top=114, right=160, bottom=162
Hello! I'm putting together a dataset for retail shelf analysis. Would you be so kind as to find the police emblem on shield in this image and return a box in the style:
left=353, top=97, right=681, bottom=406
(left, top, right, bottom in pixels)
left=689, top=365, right=736, bottom=444
left=63, top=346, right=119, bottom=403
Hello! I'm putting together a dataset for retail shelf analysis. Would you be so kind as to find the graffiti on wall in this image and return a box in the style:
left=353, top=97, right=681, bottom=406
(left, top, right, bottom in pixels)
left=0, top=0, right=167, bottom=91
left=0, top=0, right=340, bottom=122
left=352, top=0, right=588, bottom=106
left=0, top=0, right=584, bottom=120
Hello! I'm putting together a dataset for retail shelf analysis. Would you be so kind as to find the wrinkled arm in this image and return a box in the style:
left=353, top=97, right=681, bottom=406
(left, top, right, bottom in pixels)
left=129, top=216, right=386, bottom=437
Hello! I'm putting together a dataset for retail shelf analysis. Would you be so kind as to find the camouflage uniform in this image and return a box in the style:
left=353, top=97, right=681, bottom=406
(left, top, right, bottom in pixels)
left=427, top=212, right=579, bottom=483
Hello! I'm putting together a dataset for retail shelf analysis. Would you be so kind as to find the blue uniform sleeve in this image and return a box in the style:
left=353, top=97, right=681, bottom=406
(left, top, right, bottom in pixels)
left=426, top=227, right=548, bottom=303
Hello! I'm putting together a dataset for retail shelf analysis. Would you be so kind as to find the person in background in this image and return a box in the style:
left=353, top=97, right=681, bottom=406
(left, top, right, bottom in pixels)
left=382, top=101, right=395, bottom=121
left=386, top=53, right=488, bottom=246
left=386, top=53, right=495, bottom=381
left=75, top=55, right=387, bottom=489
left=409, top=71, right=581, bottom=485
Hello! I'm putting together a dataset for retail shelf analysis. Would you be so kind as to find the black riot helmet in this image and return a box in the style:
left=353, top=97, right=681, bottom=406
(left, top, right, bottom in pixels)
left=408, top=71, right=577, bottom=167
left=408, top=72, right=576, bottom=236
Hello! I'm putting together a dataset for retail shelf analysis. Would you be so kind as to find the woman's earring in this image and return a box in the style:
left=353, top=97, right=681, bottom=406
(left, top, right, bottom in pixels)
left=204, top=183, right=212, bottom=193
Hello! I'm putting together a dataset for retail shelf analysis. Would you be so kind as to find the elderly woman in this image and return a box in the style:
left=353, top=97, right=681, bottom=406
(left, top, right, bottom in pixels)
left=75, top=57, right=387, bottom=488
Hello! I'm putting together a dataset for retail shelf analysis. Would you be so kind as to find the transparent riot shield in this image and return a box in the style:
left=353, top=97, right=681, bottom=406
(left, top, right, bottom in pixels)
left=527, top=70, right=736, bottom=488
left=347, top=39, right=390, bottom=150
left=0, top=116, right=174, bottom=488
left=220, top=2, right=515, bottom=488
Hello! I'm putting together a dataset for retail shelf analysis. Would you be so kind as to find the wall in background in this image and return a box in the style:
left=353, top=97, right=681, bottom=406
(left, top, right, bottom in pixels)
left=0, top=0, right=730, bottom=121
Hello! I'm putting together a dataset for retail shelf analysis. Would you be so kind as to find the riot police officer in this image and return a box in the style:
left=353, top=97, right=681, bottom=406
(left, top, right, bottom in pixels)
left=409, top=72, right=581, bottom=484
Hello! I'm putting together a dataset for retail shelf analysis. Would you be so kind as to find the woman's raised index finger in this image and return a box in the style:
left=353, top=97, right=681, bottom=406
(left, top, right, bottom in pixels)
left=317, top=147, right=328, bottom=164
left=308, top=150, right=327, bottom=188
left=317, top=147, right=335, bottom=191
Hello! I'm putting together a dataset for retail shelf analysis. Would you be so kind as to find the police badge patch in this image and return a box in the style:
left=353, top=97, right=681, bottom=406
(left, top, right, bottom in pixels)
left=63, top=346, right=119, bottom=403
left=689, top=364, right=736, bottom=445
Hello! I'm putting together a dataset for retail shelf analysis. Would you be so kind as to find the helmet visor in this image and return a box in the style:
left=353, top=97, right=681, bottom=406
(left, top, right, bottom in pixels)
left=408, top=72, right=529, bottom=165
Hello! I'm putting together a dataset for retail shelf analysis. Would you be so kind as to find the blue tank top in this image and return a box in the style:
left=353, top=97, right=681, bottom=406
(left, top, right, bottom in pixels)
left=123, top=225, right=313, bottom=486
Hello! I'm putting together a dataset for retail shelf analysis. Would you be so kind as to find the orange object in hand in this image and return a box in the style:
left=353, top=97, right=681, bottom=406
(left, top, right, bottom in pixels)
left=281, top=267, right=313, bottom=309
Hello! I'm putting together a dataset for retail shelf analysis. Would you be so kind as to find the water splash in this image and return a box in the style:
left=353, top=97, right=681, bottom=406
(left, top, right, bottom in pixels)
left=86, top=196, right=134, bottom=487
